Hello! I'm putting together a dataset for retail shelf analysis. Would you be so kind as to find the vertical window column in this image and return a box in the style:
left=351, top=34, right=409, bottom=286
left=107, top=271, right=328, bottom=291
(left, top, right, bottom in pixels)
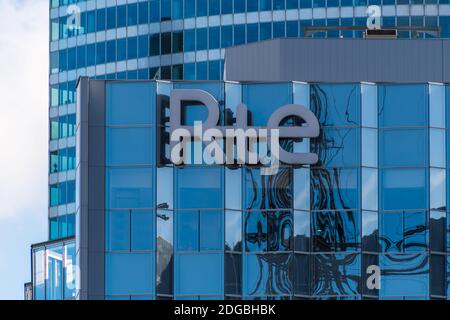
left=429, top=83, right=447, bottom=299
left=361, top=83, right=379, bottom=299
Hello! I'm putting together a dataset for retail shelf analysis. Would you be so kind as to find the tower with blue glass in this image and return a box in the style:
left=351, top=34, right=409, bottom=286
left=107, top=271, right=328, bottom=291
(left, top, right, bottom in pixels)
left=30, top=0, right=450, bottom=300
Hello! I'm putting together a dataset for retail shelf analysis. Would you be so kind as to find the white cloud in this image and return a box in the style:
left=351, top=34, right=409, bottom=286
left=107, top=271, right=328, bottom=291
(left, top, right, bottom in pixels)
left=0, top=0, right=49, bottom=220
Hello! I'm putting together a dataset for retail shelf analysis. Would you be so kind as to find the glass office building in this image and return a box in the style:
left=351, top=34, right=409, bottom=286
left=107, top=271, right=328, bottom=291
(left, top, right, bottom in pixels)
left=48, top=0, right=450, bottom=243
left=31, top=0, right=450, bottom=300
left=43, top=78, right=446, bottom=300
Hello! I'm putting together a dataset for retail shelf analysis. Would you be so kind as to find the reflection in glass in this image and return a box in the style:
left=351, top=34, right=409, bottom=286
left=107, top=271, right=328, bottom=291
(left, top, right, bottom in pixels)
left=310, top=84, right=360, bottom=126
left=361, top=83, right=377, bottom=128
left=294, top=168, right=309, bottom=211
left=312, top=211, right=360, bottom=252
left=294, top=211, right=310, bottom=252
left=312, top=253, right=360, bottom=296
left=362, top=128, right=377, bottom=167
left=157, top=167, right=173, bottom=209
left=429, top=84, right=445, bottom=128
left=380, top=253, right=429, bottom=298
left=226, top=167, right=242, bottom=210
left=430, top=168, right=446, bottom=211
left=245, top=211, right=292, bottom=252
left=362, top=168, right=378, bottom=211
left=225, top=253, right=242, bottom=296
left=157, top=210, right=173, bottom=295
left=378, top=84, right=427, bottom=128
left=245, top=254, right=293, bottom=296
left=311, top=168, right=359, bottom=210
left=226, top=210, right=242, bottom=251
left=245, top=167, right=292, bottom=210
left=430, top=129, right=445, bottom=168
left=311, top=127, right=360, bottom=167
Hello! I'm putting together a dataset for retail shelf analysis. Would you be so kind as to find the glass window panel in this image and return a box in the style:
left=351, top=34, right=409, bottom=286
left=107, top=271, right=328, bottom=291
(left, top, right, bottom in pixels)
left=107, top=167, right=154, bottom=209
left=117, top=38, right=127, bottom=61
left=156, top=210, right=173, bottom=295
left=197, top=28, right=208, bottom=51
left=310, top=84, right=361, bottom=126
left=294, top=254, right=309, bottom=296
left=138, top=2, right=149, bottom=24
left=362, top=168, right=378, bottom=211
left=245, top=253, right=293, bottom=296
left=243, top=83, right=292, bottom=126
left=362, top=128, right=377, bottom=167
left=294, top=211, right=310, bottom=252
left=226, top=168, right=242, bottom=210
left=50, top=217, right=58, bottom=240
left=311, top=168, right=359, bottom=210
left=225, top=253, right=242, bottom=295
left=177, top=211, right=199, bottom=251
left=127, top=3, right=138, bottom=26
left=247, top=23, right=259, bottom=43
left=106, top=210, right=130, bottom=251
left=131, top=210, right=154, bottom=250
left=286, top=21, right=299, bottom=37
left=46, top=245, right=63, bottom=300
left=429, top=84, right=445, bottom=128
left=361, top=83, right=377, bottom=128
left=430, top=128, right=445, bottom=168
left=175, top=253, right=223, bottom=295
left=221, top=25, right=232, bottom=48
left=430, top=210, right=445, bottom=252
left=200, top=210, right=223, bottom=250
left=161, top=32, right=171, bottom=54
left=430, top=254, right=446, bottom=297
left=362, top=211, right=378, bottom=252
left=430, top=168, right=446, bottom=211
left=294, top=168, right=310, bottom=211
left=245, top=167, right=292, bottom=210
left=157, top=167, right=173, bottom=210
left=260, top=0, right=273, bottom=10
left=234, top=24, right=246, bottom=46
left=138, top=35, right=149, bottom=58
left=378, top=84, right=428, bottom=127
left=312, top=127, right=360, bottom=167
left=380, top=129, right=427, bottom=167
left=226, top=210, right=242, bottom=251
left=172, top=31, right=183, bottom=53
left=380, top=253, right=429, bottom=297
left=311, top=253, right=360, bottom=296
left=177, top=167, right=223, bottom=209
left=117, top=5, right=127, bottom=27
left=260, top=22, right=272, bottom=40
left=107, top=127, right=155, bottom=165
left=33, top=249, right=45, bottom=300
left=381, top=168, right=427, bottom=210
left=63, top=242, right=76, bottom=299
left=106, top=253, right=155, bottom=295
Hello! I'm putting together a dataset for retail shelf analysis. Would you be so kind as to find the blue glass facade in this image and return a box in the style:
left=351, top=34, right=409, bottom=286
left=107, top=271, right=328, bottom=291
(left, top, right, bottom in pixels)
left=37, top=0, right=450, bottom=301
left=55, top=80, right=449, bottom=300
left=48, top=0, right=450, bottom=243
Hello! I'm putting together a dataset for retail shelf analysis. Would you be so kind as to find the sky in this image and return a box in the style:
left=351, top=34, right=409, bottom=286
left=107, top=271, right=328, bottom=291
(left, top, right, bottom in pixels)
left=0, top=0, right=48, bottom=299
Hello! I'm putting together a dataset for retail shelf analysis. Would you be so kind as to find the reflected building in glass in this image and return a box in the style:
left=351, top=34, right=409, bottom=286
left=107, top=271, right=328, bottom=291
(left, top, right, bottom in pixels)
left=54, top=68, right=446, bottom=300
left=31, top=0, right=450, bottom=300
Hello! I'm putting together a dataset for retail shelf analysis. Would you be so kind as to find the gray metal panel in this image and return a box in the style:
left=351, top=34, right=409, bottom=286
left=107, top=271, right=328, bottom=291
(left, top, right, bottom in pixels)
left=76, top=78, right=106, bottom=300
left=225, top=38, right=448, bottom=83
